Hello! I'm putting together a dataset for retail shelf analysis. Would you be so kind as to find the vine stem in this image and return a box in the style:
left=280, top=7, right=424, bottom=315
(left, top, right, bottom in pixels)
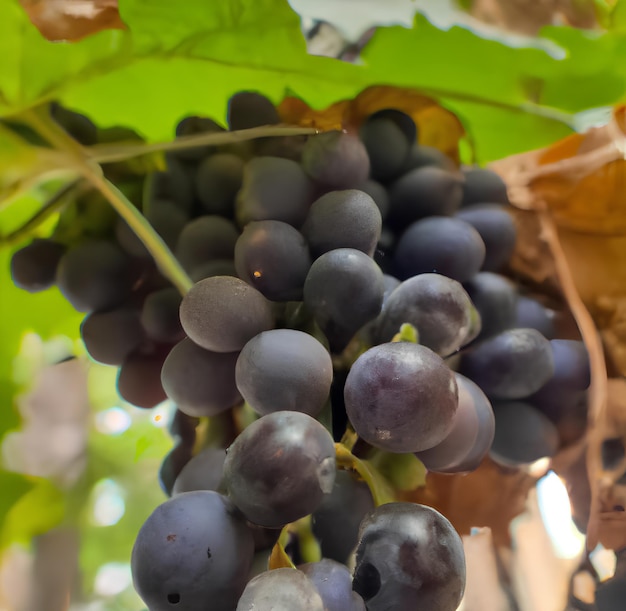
left=88, top=125, right=319, bottom=164
left=1, top=179, right=82, bottom=245
left=24, top=110, right=194, bottom=296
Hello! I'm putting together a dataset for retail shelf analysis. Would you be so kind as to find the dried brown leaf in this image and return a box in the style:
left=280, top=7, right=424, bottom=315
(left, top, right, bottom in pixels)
left=20, top=0, right=125, bottom=42
left=278, top=85, right=465, bottom=163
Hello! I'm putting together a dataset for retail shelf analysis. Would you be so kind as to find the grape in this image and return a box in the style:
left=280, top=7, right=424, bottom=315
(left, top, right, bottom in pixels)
left=173, top=115, right=225, bottom=161
left=195, top=153, right=244, bottom=216
left=376, top=273, right=479, bottom=355
left=223, top=411, right=336, bottom=527
left=190, top=258, right=237, bottom=282
left=179, top=276, right=274, bottom=353
left=301, top=131, right=370, bottom=190
left=117, top=347, right=169, bottom=409
left=140, top=287, right=185, bottom=344
left=301, top=189, right=382, bottom=259
left=394, top=216, right=486, bottom=283
left=235, top=329, right=332, bottom=417
left=175, top=216, right=239, bottom=272
left=299, top=559, right=366, bottom=611
left=159, top=441, right=194, bottom=497
left=596, top=575, right=626, bottom=611
left=116, top=201, right=188, bottom=259
left=10, top=239, right=66, bottom=293
left=50, top=103, right=97, bottom=145
left=463, top=272, right=518, bottom=341
left=172, top=447, right=227, bottom=495
left=131, top=491, right=254, bottom=611
left=303, top=248, right=384, bottom=353
left=344, top=342, right=458, bottom=453
left=234, top=220, right=311, bottom=301
left=169, top=409, right=198, bottom=445
left=490, top=401, right=560, bottom=466
left=461, top=167, right=509, bottom=206
left=236, top=157, right=314, bottom=227
left=56, top=240, right=137, bottom=312
left=455, top=204, right=517, bottom=271
left=388, top=166, right=464, bottom=228
left=399, top=144, right=457, bottom=174
left=352, top=502, right=465, bottom=611
left=459, top=328, right=555, bottom=399
left=359, top=115, right=411, bottom=181
left=161, top=338, right=241, bottom=418
left=236, top=568, right=324, bottom=611
left=81, top=307, right=145, bottom=365
left=227, top=91, right=280, bottom=131
left=311, top=470, right=375, bottom=564
left=527, top=340, right=590, bottom=446
left=357, top=179, right=390, bottom=219
left=144, top=156, right=196, bottom=214
left=515, top=295, right=556, bottom=338
left=416, top=373, right=495, bottom=473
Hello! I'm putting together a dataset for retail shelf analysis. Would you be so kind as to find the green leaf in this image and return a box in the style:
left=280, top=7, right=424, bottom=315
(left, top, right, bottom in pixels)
left=0, top=1, right=128, bottom=115
left=0, top=470, right=34, bottom=535
left=1, top=477, right=65, bottom=547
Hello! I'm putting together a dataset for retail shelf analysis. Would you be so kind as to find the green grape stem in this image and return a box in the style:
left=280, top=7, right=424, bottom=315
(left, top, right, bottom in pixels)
left=23, top=108, right=194, bottom=296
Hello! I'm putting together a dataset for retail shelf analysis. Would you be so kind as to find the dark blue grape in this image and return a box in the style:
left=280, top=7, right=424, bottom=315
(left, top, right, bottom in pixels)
left=132, top=491, right=254, bottom=611
left=463, top=272, right=518, bottom=341
left=344, top=342, right=458, bottom=453
left=461, top=167, right=509, bottom=206
left=235, top=329, right=332, bottom=417
left=357, top=179, right=390, bottom=220
left=234, top=220, right=311, bottom=301
left=223, top=411, right=336, bottom=527
left=353, top=503, right=465, bottom=611
left=376, top=273, right=479, bottom=356
left=172, top=115, right=224, bottom=161
left=144, top=156, right=196, bottom=214
left=81, top=307, right=145, bottom=365
left=227, top=92, right=280, bottom=131
left=301, top=131, right=370, bottom=190
left=455, top=204, right=517, bottom=271
left=172, top=447, right=227, bottom=495
left=179, top=276, right=274, bottom=353
left=175, top=216, right=239, bottom=272
left=299, top=559, right=365, bottom=611
left=301, top=190, right=382, bottom=258
left=190, top=259, right=237, bottom=282
left=236, top=568, right=324, bottom=611
left=388, top=167, right=463, bottom=228
left=394, top=216, right=486, bottom=282
left=56, top=240, right=137, bottom=313
left=236, top=157, right=314, bottom=227
left=10, top=239, right=66, bottom=293
left=490, top=401, right=559, bottom=466
left=161, top=338, right=241, bottom=418
left=195, top=153, right=244, bottom=216
left=311, top=470, right=375, bottom=564
left=159, top=441, right=194, bottom=497
left=459, top=328, right=554, bottom=399
left=515, top=295, right=556, bottom=338
left=140, top=287, right=184, bottom=344
left=359, top=116, right=411, bottom=181
left=117, top=347, right=168, bottom=409
left=303, top=248, right=384, bottom=353
left=416, top=373, right=495, bottom=473
left=399, top=144, right=456, bottom=174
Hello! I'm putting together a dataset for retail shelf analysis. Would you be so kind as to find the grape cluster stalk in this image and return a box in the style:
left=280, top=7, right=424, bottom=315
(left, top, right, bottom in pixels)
left=9, top=93, right=595, bottom=610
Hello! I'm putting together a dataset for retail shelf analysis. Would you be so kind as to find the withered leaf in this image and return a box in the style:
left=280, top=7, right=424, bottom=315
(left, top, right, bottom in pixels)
left=278, top=85, right=465, bottom=164
left=20, top=0, right=125, bottom=42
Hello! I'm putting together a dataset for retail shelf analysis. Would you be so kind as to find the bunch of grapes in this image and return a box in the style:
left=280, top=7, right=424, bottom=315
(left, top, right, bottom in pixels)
left=10, top=92, right=592, bottom=610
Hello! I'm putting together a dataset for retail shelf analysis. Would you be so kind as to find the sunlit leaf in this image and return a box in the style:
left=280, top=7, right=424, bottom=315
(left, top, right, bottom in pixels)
left=0, top=470, right=33, bottom=535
